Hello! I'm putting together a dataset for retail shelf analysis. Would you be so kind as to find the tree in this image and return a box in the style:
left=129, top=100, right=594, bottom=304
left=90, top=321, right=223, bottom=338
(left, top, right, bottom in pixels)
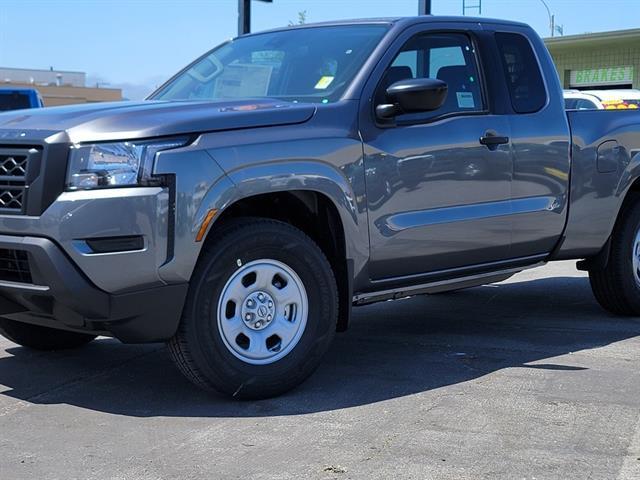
left=288, top=10, right=307, bottom=26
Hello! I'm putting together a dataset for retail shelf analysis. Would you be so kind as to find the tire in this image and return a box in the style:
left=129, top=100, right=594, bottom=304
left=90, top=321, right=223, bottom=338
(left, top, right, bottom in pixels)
left=589, top=194, right=640, bottom=315
left=168, top=218, right=338, bottom=399
left=0, top=318, right=96, bottom=350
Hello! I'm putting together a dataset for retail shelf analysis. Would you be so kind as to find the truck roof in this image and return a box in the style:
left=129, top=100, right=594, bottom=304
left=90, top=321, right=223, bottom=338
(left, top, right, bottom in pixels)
left=0, top=86, right=40, bottom=93
left=243, top=15, right=530, bottom=38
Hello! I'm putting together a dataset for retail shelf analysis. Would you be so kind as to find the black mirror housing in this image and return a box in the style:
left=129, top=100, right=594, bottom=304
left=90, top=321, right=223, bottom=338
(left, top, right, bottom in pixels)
left=377, top=78, right=448, bottom=119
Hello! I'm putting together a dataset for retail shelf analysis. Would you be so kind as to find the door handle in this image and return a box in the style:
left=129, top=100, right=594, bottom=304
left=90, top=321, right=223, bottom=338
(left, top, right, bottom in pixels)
left=479, top=131, right=510, bottom=150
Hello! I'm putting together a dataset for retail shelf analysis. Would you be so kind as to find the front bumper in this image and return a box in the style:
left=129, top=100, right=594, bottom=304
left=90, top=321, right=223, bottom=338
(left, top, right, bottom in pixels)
left=0, top=187, right=172, bottom=293
left=0, top=135, right=228, bottom=342
left=0, top=186, right=189, bottom=343
left=0, top=234, right=188, bottom=342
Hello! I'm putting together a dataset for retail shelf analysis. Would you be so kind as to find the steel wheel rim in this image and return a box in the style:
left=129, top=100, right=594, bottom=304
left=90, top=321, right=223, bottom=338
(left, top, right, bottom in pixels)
left=633, top=229, right=640, bottom=287
left=217, top=259, right=308, bottom=365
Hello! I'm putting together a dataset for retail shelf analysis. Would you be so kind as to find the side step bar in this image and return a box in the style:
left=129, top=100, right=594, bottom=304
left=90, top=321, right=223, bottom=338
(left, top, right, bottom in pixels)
left=353, top=262, right=546, bottom=305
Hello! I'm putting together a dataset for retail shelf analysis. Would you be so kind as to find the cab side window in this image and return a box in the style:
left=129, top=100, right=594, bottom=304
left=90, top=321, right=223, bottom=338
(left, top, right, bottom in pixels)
left=378, top=32, right=485, bottom=123
left=495, top=32, right=547, bottom=113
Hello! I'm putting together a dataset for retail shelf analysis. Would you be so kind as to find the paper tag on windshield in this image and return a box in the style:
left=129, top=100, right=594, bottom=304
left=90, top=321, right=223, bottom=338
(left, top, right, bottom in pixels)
left=214, top=64, right=273, bottom=97
left=456, top=92, right=475, bottom=108
left=315, top=76, right=335, bottom=90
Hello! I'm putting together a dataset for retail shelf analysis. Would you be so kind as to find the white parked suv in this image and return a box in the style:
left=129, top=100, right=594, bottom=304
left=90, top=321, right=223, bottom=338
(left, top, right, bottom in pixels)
left=563, top=90, right=604, bottom=110
left=565, top=89, right=640, bottom=110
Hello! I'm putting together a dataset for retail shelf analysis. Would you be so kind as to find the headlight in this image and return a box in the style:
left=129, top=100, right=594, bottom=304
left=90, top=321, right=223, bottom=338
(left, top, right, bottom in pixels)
left=66, top=137, right=189, bottom=190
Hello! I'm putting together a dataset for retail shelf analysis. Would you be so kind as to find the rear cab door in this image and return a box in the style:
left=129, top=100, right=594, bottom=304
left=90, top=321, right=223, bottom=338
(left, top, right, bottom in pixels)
left=486, top=24, right=572, bottom=257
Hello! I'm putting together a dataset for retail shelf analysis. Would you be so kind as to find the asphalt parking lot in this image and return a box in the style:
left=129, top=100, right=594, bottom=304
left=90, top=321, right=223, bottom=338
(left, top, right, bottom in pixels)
left=1, top=260, right=640, bottom=480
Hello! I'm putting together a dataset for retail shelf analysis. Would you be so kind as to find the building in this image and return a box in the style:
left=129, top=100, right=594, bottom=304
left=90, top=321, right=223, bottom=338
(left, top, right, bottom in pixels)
left=0, top=67, right=122, bottom=106
left=0, top=67, right=86, bottom=87
left=545, top=28, right=640, bottom=90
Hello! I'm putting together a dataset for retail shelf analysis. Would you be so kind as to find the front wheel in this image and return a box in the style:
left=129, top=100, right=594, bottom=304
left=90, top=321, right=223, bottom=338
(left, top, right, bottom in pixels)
left=168, top=218, right=338, bottom=399
left=589, top=195, right=640, bottom=315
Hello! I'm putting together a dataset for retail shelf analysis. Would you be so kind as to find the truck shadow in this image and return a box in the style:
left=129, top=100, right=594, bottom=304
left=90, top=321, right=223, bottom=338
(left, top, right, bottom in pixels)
left=1, top=274, right=639, bottom=418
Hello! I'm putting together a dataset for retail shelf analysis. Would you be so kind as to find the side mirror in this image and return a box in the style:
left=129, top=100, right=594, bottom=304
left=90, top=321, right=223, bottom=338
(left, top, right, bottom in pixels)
left=376, top=78, right=448, bottom=119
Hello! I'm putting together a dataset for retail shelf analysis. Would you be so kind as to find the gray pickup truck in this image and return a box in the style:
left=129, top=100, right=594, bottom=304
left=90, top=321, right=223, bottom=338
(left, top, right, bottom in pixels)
left=0, top=16, right=639, bottom=399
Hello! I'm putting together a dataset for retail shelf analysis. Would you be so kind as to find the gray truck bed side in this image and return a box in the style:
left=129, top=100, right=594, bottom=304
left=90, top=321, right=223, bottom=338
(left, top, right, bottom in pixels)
left=558, top=110, right=640, bottom=258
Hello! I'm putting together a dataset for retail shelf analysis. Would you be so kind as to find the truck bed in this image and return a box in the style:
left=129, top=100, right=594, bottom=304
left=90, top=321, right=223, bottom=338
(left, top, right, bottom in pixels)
left=559, top=109, right=640, bottom=258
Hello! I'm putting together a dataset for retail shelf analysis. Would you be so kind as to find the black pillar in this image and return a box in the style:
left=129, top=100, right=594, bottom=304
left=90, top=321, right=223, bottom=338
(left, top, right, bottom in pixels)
left=419, top=0, right=432, bottom=15
left=238, top=0, right=251, bottom=36
left=238, top=0, right=273, bottom=36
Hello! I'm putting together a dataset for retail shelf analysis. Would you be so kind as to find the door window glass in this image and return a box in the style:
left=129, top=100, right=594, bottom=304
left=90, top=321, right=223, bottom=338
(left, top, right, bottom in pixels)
left=378, top=32, right=484, bottom=122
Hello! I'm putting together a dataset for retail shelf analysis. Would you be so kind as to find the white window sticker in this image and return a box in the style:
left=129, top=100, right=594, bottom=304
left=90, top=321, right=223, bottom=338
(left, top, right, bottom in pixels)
left=456, top=91, right=475, bottom=109
left=214, top=64, right=273, bottom=97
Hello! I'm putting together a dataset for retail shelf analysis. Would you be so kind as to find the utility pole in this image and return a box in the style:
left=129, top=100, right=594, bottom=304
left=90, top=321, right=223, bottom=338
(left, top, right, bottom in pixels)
left=539, top=0, right=555, bottom=37
left=462, top=0, right=482, bottom=15
left=238, top=0, right=273, bottom=36
left=418, top=0, right=432, bottom=15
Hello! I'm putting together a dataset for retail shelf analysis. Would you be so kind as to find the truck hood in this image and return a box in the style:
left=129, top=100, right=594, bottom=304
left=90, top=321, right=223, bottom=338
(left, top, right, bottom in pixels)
left=0, top=99, right=316, bottom=143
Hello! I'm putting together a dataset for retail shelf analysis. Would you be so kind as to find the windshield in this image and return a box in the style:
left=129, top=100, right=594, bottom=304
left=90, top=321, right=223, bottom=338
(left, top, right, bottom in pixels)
left=151, top=25, right=389, bottom=104
left=0, top=92, right=31, bottom=111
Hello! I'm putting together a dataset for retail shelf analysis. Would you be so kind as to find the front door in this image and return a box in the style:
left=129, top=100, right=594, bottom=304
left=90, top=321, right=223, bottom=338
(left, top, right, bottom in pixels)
left=361, top=29, right=514, bottom=280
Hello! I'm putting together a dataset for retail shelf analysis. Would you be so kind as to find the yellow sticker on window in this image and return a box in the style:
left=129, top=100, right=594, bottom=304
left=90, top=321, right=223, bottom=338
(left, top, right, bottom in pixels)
left=314, top=76, right=335, bottom=90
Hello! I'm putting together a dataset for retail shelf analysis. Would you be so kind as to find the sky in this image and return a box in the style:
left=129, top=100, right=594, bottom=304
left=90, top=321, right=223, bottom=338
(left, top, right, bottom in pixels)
left=0, top=0, right=638, bottom=99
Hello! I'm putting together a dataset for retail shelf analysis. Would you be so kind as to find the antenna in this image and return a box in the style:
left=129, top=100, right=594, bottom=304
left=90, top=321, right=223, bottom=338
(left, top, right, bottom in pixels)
left=462, top=0, right=482, bottom=15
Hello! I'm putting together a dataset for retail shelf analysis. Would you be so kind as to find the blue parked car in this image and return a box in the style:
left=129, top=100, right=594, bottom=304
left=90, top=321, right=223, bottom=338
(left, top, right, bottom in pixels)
left=0, top=87, right=44, bottom=111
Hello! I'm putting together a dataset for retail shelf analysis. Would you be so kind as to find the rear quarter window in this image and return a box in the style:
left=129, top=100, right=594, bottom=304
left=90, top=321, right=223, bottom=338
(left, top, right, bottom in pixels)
left=495, top=32, right=547, bottom=113
left=0, top=92, right=31, bottom=111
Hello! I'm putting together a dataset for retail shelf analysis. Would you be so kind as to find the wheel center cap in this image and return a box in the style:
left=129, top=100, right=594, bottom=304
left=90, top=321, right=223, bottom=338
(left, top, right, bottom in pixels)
left=241, top=290, right=276, bottom=330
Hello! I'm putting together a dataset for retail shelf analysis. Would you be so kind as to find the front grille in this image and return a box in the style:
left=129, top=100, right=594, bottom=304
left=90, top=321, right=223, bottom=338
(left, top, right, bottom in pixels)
left=0, top=148, right=37, bottom=214
left=0, top=154, right=27, bottom=176
left=0, top=248, right=32, bottom=283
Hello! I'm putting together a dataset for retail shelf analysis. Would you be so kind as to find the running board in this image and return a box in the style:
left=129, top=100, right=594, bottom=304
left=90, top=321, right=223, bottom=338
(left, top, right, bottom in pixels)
left=352, top=262, right=546, bottom=305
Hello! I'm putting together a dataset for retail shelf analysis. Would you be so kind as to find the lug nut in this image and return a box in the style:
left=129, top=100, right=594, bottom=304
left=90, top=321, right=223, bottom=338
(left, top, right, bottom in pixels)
left=267, top=314, right=272, bottom=321
left=255, top=321, right=262, bottom=328
left=268, top=301, right=273, bottom=308
left=245, top=313, right=252, bottom=321
left=247, top=299, right=255, bottom=308
left=258, top=293, right=265, bottom=301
